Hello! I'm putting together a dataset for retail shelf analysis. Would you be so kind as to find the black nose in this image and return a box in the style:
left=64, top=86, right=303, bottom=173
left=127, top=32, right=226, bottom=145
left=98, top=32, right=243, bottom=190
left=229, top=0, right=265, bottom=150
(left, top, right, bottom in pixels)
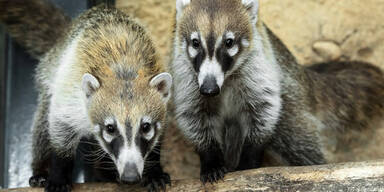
left=120, top=163, right=141, bottom=185
left=200, top=76, right=220, bottom=96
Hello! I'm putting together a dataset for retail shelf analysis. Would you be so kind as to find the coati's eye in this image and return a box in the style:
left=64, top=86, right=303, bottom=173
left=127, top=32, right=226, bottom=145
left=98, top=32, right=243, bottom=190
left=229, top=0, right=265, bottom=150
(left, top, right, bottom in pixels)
left=106, top=124, right=116, bottom=134
left=192, top=39, right=200, bottom=49
left=141, top=123, right=151, bottom=134
left=225, top=38, right=234, bottom=48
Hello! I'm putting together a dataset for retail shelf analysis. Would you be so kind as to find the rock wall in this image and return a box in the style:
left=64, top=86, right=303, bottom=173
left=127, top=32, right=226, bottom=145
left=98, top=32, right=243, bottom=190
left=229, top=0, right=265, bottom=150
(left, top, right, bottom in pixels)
left=116, top=0, right=384, bottom=180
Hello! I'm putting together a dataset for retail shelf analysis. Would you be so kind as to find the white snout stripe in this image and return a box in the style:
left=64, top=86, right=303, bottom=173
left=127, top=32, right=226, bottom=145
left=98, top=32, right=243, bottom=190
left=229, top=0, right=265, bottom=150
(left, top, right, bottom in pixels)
left=198, top=58, right=224, bottom=88
left=116, top=142, right=144, bottom=177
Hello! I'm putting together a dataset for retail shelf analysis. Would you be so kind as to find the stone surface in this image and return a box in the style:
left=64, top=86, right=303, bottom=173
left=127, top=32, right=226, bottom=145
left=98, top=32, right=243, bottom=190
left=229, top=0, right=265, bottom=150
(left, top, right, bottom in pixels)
left=261, top=0, right=384, bottom=69
left=312, top=40, right=342, bottom=61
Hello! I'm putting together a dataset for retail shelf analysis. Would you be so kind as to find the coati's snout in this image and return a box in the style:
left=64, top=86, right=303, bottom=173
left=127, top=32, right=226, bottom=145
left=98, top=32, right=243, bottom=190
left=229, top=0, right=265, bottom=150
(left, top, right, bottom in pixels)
left=197, top=59, right=225, bottom=97
left=200, top=75, right=220, bottom=96
left=120, top=162, right=141, bottom=184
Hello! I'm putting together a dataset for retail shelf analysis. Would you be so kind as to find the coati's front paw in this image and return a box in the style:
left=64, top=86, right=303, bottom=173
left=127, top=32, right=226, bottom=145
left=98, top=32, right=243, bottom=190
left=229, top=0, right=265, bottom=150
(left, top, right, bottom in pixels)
left=29, top=174, right=47, bottom=187
left=200, top=166, right=227, bottom=184
left=44, top=180, right=72, bottom=192
left=142, top=171, right=171, bottom=192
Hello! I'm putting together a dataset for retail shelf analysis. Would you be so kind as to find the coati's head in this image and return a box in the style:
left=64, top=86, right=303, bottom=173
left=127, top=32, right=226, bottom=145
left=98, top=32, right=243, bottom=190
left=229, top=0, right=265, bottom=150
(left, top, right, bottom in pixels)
left=77, top=13, right=172, bottom=184
left=175, top=0, right=259, bottom=96
left=81, top=71, right=171, bottom=184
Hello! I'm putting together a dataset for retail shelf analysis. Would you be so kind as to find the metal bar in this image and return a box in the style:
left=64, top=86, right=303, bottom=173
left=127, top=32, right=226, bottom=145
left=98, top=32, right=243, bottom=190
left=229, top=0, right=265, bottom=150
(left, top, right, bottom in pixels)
left=0, top=25, right=6, bottom=189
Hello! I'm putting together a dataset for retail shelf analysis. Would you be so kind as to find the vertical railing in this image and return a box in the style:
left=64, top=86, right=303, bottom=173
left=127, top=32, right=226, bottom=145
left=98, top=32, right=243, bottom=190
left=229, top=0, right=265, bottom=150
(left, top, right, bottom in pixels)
left=0, top=25, right=6, bottom=189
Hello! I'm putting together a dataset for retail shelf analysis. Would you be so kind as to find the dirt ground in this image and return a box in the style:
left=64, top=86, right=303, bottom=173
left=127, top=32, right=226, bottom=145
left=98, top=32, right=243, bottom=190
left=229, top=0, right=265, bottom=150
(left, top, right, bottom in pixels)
left=115, top=0, right=384, bottom=180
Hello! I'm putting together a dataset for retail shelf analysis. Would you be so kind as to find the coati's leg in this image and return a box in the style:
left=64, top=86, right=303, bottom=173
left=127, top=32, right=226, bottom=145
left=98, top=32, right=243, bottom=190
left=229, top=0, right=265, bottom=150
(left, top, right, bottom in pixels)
left=235, top=140, right=264, bottom=171
left=270, top=124, right=326, bottom=165
left=45, top=120, right=80, bottom=192
left=29, top=93, right=51, bottom=187
left=197, top=140, right=227, bottom=184
left=222, top=118, right=246, bottom=171
left=45, top=152, right=74, bottom=192
left=142, top=142, right=171, bottom=192
left=176, top=111, right=227, bottom=183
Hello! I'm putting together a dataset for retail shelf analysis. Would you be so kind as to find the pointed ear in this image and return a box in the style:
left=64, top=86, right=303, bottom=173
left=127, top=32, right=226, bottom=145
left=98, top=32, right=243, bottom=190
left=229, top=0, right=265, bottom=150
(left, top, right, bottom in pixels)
left=150, top=72, right=173, bottom=103
left=176, top=0, right=191, bottom=21
left=242, top=0, right=259, bottom=24
left=82, top=73, right=100, bottom=98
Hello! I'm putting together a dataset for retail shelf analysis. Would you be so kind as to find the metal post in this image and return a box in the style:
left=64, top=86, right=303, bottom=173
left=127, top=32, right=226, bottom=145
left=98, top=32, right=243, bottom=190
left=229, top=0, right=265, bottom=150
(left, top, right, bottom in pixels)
left=0, top=26, right=7, bottom=189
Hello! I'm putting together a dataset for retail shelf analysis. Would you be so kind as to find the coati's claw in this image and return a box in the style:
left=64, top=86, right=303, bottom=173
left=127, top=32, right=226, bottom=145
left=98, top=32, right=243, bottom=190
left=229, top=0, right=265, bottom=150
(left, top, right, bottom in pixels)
left=200, top=166, right=227, bottom=184
left=29, top=174, right=47, bottom=187
left=44, top=180, right=71, bottom=192
left=143, top=171, right=171, bottom=192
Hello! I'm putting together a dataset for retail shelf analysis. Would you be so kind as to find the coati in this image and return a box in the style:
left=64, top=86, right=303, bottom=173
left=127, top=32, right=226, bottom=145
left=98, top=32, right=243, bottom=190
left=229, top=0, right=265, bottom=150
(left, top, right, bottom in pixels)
left=171, top=0, right=384, bottom=183
left=1, top=2, right=172, bottom=192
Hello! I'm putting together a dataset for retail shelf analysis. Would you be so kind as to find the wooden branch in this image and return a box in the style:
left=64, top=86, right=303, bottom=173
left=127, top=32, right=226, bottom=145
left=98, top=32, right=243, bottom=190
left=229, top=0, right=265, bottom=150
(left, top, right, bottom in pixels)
left=2, top=160, right=384, bottom=191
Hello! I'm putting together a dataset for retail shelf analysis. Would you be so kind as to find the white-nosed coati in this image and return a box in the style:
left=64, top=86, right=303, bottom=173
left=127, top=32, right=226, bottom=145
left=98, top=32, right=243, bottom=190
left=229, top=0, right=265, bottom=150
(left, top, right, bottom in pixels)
left=170, top=0, right=384, bottom=184
left=1, top=1, right=173, bottom=192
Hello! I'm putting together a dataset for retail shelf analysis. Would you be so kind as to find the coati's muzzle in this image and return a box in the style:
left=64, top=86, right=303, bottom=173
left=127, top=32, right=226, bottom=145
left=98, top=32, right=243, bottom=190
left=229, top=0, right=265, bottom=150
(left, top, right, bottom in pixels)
left=198, top=60, right=224, bottom=97
left=115, top=145, right=144, bottom=185
left=120, top=163, right=141, bottom=184
left=200, top=75, right=220, bottom=96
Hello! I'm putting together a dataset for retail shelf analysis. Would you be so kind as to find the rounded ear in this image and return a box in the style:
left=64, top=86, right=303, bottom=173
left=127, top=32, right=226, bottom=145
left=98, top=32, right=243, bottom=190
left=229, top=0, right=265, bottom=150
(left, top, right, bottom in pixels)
left=176, top=0, right=191, bottom=21
left=82, top=73, right=100, bottom=98
left=150, top=72, right=173, bottom=103
left=241, top=0, right=259, bottom=24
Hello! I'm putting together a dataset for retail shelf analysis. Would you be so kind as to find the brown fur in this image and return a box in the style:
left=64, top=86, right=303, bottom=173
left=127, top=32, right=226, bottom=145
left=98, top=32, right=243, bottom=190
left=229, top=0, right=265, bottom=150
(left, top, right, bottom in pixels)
left=178, top=0, right=252, bottom=45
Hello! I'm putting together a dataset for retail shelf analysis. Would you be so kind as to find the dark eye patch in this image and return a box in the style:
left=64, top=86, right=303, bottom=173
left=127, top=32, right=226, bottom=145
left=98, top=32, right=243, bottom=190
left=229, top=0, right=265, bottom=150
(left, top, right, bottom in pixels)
left=134, top=121, right=159, bottom=158
left=110, top=135, right=124, bottom=158
left=216, top=45, right=235, bottom=72
left=187, top=37, right=206, bottom=72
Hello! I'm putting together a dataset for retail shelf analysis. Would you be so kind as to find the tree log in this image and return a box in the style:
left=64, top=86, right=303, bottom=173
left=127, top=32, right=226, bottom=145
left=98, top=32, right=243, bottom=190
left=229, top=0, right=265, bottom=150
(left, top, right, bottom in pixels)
left=2, top=160, right=384, bottom=192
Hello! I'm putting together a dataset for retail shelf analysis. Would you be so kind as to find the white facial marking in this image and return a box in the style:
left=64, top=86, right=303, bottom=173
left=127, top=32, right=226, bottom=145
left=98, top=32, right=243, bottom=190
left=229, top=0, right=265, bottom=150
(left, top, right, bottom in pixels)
left=226, top=31, right=235, bottom=40
left=143, top=127, right=154, bottom=141
left=102, top=117, right=116, bottom=143
left=102, top=130, right=114, bottom=143
left=188, top=32, right=200, bottom=58
left=116, top=142, right=144, bottom=177
left=225, top=31, right=239, bottom=56
left=104, top=117, right=114, bottom=126
left=142, top=116, right=152, bottom=124
left=188, top=46, right=198, bottom=58
left=142, top=116, right=154, bottom=140
left=228, top=45, right=239, bottom=57
left=191, top=32, right=198, bottom=40
left=198, top=58, right=225, bottom=88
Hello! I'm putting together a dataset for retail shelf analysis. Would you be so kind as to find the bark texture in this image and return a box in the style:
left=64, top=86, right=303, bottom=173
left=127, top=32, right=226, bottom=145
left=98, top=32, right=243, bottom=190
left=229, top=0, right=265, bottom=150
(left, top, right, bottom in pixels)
left=2, top=161, right=384, bottom=192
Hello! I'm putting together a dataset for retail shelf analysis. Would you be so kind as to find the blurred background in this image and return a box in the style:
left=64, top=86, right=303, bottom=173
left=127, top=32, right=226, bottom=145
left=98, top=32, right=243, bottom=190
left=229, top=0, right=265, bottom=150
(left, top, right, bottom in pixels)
left=1, top=0, right=384, bottom=189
